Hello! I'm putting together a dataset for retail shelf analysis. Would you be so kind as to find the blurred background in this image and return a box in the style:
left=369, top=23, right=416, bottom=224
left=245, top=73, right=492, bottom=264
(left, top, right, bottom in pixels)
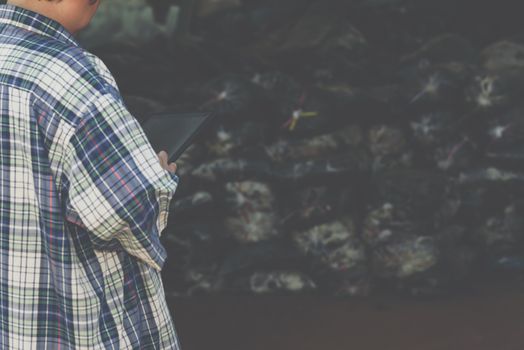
left=33, top=0, right=524, bottom=348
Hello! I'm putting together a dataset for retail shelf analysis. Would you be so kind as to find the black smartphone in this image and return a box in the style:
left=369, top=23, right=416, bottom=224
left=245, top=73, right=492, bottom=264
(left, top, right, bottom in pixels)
left=141, top=112, right=214, bottom=163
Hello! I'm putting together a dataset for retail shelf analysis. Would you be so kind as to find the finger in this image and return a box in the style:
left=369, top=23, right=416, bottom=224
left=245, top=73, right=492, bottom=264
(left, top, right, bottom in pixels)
left=158, top=150, right=167, bottom=162
left=168, top=163, right=177, bottom=172
left=158, top=151, right=168, bottom=168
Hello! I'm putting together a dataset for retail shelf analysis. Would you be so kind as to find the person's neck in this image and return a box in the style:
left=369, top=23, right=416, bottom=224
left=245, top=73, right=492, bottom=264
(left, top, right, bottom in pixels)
left=6, top=0, right=75, bottom=34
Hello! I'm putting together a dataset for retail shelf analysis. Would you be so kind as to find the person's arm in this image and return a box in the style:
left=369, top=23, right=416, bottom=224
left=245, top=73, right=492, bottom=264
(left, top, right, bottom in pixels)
left=61, top=91, right=179, bottom=272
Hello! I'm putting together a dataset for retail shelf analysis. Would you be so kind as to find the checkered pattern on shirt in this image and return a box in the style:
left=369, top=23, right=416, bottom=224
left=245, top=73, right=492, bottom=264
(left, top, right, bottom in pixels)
left=0, top=4, right=181, bottom=349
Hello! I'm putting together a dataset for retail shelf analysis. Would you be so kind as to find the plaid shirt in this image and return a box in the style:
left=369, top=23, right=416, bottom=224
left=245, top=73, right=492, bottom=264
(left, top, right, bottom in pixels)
left=0, top=4, right=181, bottom=349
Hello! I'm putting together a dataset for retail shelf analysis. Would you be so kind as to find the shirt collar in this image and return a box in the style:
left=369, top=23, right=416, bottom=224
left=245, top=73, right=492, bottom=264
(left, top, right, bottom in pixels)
left=0, top=4, right=80, bottom=48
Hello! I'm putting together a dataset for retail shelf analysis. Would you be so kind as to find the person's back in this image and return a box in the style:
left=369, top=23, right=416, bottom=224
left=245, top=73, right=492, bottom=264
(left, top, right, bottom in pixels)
left=0, top=1, right=181, bottom=349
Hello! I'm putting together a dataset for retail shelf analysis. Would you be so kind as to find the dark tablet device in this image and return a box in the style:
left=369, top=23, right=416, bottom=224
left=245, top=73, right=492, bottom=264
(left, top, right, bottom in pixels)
left=141, top=112, right=214, bottom=163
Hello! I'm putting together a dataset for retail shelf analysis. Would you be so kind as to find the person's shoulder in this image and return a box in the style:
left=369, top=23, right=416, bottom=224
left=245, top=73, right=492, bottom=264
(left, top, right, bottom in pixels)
left=36, top=38, right=117, bottom=95
left=81, top=50, right=120, bottom=93
left=28, top=41, right=123, bottom=131
left=0, top=24, right=118, bottom=97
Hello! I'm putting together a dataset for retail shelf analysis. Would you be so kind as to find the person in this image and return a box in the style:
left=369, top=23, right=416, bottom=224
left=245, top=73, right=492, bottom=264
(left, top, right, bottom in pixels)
left=0, top=0, right=182, bottom=348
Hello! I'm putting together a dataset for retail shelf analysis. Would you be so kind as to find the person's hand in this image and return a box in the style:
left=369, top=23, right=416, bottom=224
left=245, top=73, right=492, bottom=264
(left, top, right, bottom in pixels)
left=157, top=151, right=177, bottom=173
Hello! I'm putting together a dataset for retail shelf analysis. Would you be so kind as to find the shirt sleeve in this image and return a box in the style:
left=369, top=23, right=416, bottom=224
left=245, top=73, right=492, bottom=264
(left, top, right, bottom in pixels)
left=61, top=92, right=179, bottom=272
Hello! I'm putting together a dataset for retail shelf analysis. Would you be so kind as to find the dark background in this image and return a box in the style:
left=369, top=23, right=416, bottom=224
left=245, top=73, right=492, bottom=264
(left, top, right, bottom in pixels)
left=73, top=0, right=524, bottom=299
